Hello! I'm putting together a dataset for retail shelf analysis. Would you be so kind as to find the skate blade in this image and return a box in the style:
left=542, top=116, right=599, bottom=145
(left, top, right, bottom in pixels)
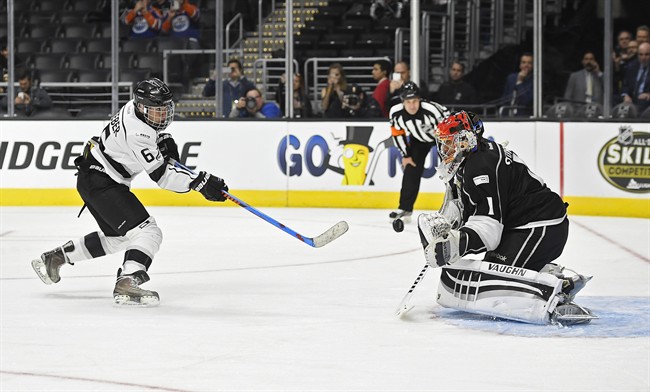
left=31, top=258, right=54, bottom=285
left=113, top=294, right=160, bottom=307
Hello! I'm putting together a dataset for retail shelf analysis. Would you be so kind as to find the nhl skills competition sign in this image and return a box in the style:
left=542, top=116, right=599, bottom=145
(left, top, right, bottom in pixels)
left=598, top=126, right=650, bottom=193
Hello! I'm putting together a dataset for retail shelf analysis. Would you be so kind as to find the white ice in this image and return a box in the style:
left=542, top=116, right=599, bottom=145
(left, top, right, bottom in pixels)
left=1, top=206, right=649, bottom=391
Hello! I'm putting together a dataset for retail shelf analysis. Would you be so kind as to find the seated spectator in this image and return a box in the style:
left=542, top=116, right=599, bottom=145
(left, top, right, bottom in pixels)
left=321, top=63, right=348, bottom=118
left=341, top=84, right=382, bottom=118
left=162, top=0, right=200, bottom=42
left=121, top=0, right=166, bottom=39
left=612, top=30, right=633, bottom=94
left=0, top=71, right=52, bottom=116
left=388, top=61, right=430, bottom=110
left=202, top=59, right=255, bottom=117
left=370, top=0, right=405, bottom=20
left=274, top=73, right=313, bottom=118
left=564, top=51, right=603, bottom=104
left=501, top=52, right=534, bottom=116
left=433, top=61, right=478, bottom=108
left=371, top=59, right=391, bottom=118
left=636, top=25, right=649, bottom=45
left=622, top=42, right=650, bottom=112
left=229, top=87, right=281, bottom=118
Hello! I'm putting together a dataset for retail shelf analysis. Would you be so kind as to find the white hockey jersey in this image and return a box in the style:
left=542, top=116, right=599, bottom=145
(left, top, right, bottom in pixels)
left=90, top=100, right=195, bottom=192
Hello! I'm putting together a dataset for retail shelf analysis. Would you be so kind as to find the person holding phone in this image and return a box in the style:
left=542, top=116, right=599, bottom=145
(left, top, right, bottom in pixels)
left=0, top=71, right=51, bottom=116
left=371, top=59, right=391, bottom=118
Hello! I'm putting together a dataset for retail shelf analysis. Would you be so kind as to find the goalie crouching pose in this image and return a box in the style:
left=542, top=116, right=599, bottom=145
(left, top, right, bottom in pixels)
left=418, top=111, right=595, bottom=325
left=31, top=78, right=229, bottom=306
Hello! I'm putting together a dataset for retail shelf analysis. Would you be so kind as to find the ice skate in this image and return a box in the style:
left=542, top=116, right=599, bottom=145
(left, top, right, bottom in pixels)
left=31, top=241, right=74, bottom=285
left=113, top=269, right=160, bottom=307
left=551, top=302, right=597, bottom=326
left=389, top=209, right=412, bottom=223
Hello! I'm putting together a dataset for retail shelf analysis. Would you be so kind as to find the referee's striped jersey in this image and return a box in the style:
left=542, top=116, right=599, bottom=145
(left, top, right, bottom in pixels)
left=389, top=100, right=450, bottom=157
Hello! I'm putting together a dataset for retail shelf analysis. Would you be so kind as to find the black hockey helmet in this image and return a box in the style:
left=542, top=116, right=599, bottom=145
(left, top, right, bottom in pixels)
left=467, top=111, right=484, bottom=137
left=133, top=78, right=175, bottom=132
left=400, top=81, right=420, bottom=101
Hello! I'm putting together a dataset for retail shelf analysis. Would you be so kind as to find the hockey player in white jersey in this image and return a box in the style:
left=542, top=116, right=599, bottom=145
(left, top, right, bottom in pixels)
left=31, top=78, right=228, bottom=306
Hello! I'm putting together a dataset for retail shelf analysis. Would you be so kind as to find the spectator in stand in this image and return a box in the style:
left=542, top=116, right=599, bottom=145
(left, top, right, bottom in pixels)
left=121, top=0, right=166, bottom=39
left=229, top=87, right=281, bottom=119
left=626, top=40, right=639, bottom=64
left=0, top=71, right=52, bottom=116
left=622, top=42, right=650, bottom=112
left=636, top=25, right=649, bottom=45
left=202, top=59, right=255, bottom=117
left=321, top=63, right=348, bottom=118
left=370, top=0, right=405, bottom=20
left=162, top=0, right=200, bottom=41
left=388, top=61, right=431, bottom=110
left=275, top=73, right=313, bottom=118
left=341, top=84, right=383, bottom=118
left=564, top=51, right=603, bottom=104
left=612, top=30, right=633, bottom=95
left=371, top=59, right=391, bottom=118
left=434, top=61, right=478, bottom=109
left=501, top=52, right=534, bottom=116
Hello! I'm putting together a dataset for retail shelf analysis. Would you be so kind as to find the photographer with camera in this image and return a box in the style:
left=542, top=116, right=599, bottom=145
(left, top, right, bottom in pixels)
left=341, top=84, right=382, bottom=118
left=202, top=59, right=256, bottom=117
left=229, top=87, right=281, bottom=118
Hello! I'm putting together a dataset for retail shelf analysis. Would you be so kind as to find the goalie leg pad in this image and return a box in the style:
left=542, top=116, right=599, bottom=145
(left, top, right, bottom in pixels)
left=436, top=259, right=563, bottom=324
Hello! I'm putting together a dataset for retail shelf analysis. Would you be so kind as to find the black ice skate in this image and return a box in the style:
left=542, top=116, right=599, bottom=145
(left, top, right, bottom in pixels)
left=389, top=209, right=412, bottom=223
left=31, top=241, right=74, bottom=285
left=113, top=269, right=160, bottom=307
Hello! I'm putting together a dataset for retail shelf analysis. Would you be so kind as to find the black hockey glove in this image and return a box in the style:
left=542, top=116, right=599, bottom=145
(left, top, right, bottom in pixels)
left=190, top=171, right=228, bottom=202
left=157, top=133, right=180, bottom=162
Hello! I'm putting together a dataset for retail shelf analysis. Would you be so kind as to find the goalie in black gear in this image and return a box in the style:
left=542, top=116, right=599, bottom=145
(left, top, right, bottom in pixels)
left=417, top=110, right=595, bottom=325
left=31, top=78, right=229, bottom=306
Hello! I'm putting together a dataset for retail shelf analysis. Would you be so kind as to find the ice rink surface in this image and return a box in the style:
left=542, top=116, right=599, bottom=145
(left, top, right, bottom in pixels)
left=1, top=206, right=649, bottom=392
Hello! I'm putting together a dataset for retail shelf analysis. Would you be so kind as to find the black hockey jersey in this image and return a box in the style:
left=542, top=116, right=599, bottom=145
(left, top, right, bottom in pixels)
left=454, top=138, right=567, bottom=252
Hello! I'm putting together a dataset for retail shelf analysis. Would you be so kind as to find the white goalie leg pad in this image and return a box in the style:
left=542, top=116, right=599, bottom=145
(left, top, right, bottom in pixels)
left=436, top=259, right=563, bottom=324
left=439, top=184, right=462, bottom=229
left=123, top=216, right=163, bottom=262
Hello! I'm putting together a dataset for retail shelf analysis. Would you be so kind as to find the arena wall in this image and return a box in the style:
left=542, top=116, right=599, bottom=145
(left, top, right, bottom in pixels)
left=0, top=120, right=648, bottom=218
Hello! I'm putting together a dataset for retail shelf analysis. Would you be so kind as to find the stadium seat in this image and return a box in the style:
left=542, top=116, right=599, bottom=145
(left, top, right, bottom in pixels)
left=64, top=25, right=98, bottom=39
left=119, top=68, right=151, bottom=83
left=66, top=53, right=101, bottom=70
left=17, top=39, right=46, bottom=54
left=46, top=38, right=84, bottom=54
left=36, top=69, right=77, bottom=83
left=27, top=24, right=64, bottom=39
left=575, top=102, right=603, bottom=119
left=99, top=53, right=136, bottom=70
left=76, top=70, right=111, bottom=83
left=545, top=102, right=574, bottom=118
left=122, top=39, right=155, bottom=53
left=29, top=107, right=72, bottom=119
left=83, top=38, right=112, bottom=53
left=611, top=102, right=638, bottom=118
left=27, top=53, right=68, bottom=70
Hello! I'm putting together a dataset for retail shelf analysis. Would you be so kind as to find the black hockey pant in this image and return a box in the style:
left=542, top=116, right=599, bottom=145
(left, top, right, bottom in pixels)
left=484, top=218, right=569, bottom=272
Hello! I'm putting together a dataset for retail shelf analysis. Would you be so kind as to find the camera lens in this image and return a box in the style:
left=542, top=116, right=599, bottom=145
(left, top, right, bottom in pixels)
left=246, top=97, right=257, bottom=109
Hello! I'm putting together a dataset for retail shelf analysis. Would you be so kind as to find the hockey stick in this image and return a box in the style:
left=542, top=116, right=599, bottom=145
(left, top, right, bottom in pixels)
left=395, top=263, right=430, bottom=317
left=170, top=159, right=349, bottom=248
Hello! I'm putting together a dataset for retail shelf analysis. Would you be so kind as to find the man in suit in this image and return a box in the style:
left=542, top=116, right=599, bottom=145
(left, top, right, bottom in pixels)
left=622, top=42, right=650, bottom=112
left=564, top=51, right=603, bottom=104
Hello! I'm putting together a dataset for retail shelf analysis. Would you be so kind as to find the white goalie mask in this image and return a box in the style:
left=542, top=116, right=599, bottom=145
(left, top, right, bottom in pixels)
left=435, top=111, right=478, bottom=182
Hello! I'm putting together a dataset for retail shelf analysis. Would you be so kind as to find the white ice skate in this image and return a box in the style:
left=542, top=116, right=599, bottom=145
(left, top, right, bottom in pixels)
left=113, top=269, right=160, bottom=307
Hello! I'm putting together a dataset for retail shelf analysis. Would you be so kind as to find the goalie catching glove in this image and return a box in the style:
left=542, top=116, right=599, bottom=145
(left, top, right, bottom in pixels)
left=418, top=213, right=463, bottom=267
left=190, top=171, right=228, bottom=202
left=157, top=133, right=180, bottom=162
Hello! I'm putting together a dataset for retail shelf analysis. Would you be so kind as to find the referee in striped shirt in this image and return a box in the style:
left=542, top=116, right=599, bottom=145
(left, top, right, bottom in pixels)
left=389, top=82, right=450, bottom=222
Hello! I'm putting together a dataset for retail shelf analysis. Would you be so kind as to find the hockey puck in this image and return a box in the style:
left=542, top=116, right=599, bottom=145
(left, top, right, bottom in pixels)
left=392, top=218, right=404, bottom=232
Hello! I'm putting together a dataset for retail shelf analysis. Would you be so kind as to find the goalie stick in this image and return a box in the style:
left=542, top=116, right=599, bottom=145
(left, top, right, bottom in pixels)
left=170, top=159, right=349, bottom=248
left=395, top=263, right=430, bottom=317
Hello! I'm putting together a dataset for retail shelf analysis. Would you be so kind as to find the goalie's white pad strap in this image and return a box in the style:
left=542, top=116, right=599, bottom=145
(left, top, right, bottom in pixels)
left=436, top=259, right=563, bottom=324
left=463, top=215, right=503, bottom=251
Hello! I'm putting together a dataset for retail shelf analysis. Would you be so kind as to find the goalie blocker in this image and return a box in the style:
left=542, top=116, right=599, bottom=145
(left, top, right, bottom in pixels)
left=437, top=259, right=595, bottom=325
